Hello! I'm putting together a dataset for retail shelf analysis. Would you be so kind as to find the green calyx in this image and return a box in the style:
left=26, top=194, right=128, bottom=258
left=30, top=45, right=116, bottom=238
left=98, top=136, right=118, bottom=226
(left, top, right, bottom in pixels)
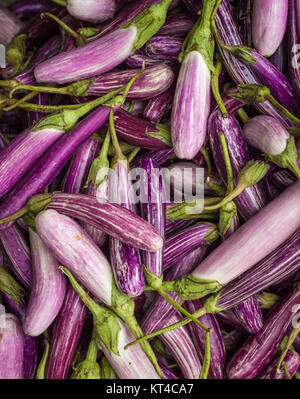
left=60, top=267, right=122, bottom=356
left=71, top=338, right=101, bottom=379
left=0, top=268, right=26, bottom=305
left=178, top=0, right=218, bottom=72
left=6, top=34, right=27, bottom=75
left=257, top=291, right=281, bottom=310
left=166, top=274, right=222, bottom=301
left=146, top=124, right=172, bottom=147
left=265, top=136, right=300, bottom=180
left=100, top=356, right=118, bottom=379
left=77, top=27, right=100, bottom=38
left=166, top=199, right=221, bottom=221
left=230, top=83, right=271, bottom=104
left=219, top=201, right=239, bottom=237
left=203, top=224, right=220, bottom=245
left=123, top=0, right=173, bottom=52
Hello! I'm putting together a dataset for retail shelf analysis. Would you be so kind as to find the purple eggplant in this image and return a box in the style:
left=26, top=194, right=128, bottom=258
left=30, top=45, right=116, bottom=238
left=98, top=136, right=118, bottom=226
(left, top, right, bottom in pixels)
left=259, top=350, right=300, bottom=379
left=185, top=299, right=226, bottom=379
left=0, top=313, right=24, bottom=379
left=0, top=225, right=32, bottom=289
left=157, top=13, right=194, bottom=37
left=289, top=0, right=300, bottom=101
left=113, top=108, right=171, bottom=149
left=236, top=0, right=253, bottom=47
left=26, top=93, right=52, bottom=128
left=272, top=267, right=300, bottom=297
left=0, top=105, right=113, bottom=231
left=268, top=37, right=287, bottom=74
left=66, top=0, right=117, bottom=23
left=125, top=49, right=166, bottom=68
left=143, top=84, right=175, bottom=123
left=0, top=7, right=23, bottom=46
left=252, top=0, right=288, bottom=57
left=140, top=157, right=166, bottom=277
left=23, top=229, right=66, bottom=337
left=8, top=0, right=52, bottom=21
left=227, top=284, right=300, bottom=379
left=109, top=159, right=145, bottom=297
left=232, top=296, right=263, bottom=334
left=208, top=110, right=268, bottom=220
left=87, top=64, right=175, bottom=100
left=145, top=36, right=183, bottom=60
left=166, top=219, right=195, bottom=237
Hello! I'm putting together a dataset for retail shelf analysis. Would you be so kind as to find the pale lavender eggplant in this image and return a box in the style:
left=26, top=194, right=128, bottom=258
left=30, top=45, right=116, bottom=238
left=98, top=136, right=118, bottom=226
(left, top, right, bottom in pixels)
left=23, top=229, right=66, bottom=337
left=45, top=285, right=88, bottom=379
left=125, top=49, right=165, bottom=68
left=185, top=299, right=226, bottom=379
left=289, top=0, right=300, bottom=100
left=109, top=160, right=145, bottom=297
left=114, top=108, right=171, bottom=149
left=34, top=27, right=137, bottom=84
left=0, top=314, right=24, bottom=379
left=214, top=0, right=292, bottom=127
left=236, top=0, right=253, bottom=47
left=145, top=36, right=183, bottom=60
left=0, top=7, right=23, bottom=46
left=0, top=124, right=65, bottom=198
left=243, top=115, right=290, bottom=155
left=159, top=312, right=202, bottom=379
left=163, top=223, right=216, bottom=272
left=171, top=51, right=211, bottom=159
left=101, top=316, right=160, bottom=379
left=215, top=229, right=300, bottom=311
left=87, top=64, right=175, bottom=100
left=157, top=14, right=194, bottom=36
left=141, top=247, right=208, bottom=335
left=35, top=209, right=114, bottom=306
left=66, top=0, right=117, bottom=23
left=8, top=0, right=52, bottom=21
left=227, top=284, right=300, bottom=379
left=0, top=225, right=32, bottom=289
left=252, top=0, right=288, bottom=57
left=232, top=296, right=263, bottom=334
left=208, top=110, right=268, bottom=220
left=140, top=157, right=166, bottom=277
left=259, top=350, right=300, bottom=379
left=191, top=182, right=300, bottom=286
left=143, top=84, right=175, bottom=123
left=0, top=105, right=112, bottom=231
left=62, top=138, right=100, bottom=194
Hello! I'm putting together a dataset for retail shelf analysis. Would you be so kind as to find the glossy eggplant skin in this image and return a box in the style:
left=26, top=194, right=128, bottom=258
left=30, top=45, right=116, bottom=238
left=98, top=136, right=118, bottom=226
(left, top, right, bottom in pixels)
left=208, top=110, right=268, bottom=220
left=289, top=0, right=300, bottom=101
left=140, top=157, right=166, bottom=278
left=258, top=350, right=300, bottom=379
left=145, top=36, right=183, bottom=60
left=226, top=285, right=300, bottom=379
left=185, top=299, right=226, bottom=379
left=233, top=296, right=263, bottom=334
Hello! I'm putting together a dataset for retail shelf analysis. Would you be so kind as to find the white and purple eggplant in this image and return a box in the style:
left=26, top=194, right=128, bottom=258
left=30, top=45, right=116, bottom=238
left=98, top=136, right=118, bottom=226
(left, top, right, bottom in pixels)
left=140, top=157, right=166, bottom=278
left=64, top=0, right=117, bottom=23
left=22, top=229, right=66, bottom=337
left=0, top=313, right=24, bottom=379
left=145, top=36, right=183, bottom=60
left=157, top=13, right=194, bottom=37
left=259, top=350, right=300, bottom=379
left=243, top=115, right=300, bottom=180
left=227, top=283, right=300, bottom=379
left=252, top=0, right=288, bottom=57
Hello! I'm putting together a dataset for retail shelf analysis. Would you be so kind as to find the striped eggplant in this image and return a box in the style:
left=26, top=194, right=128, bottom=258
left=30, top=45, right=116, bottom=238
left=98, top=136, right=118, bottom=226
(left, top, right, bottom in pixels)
left=166, top=219, right=195, bottom=237
left=232, top=296, right=263, bottom=334
left=125, top=49, right=167, bottom=68
left=109, top=159, right=145, bottom=297
left=185, top=299, right=226, bottom=379
left=34, top=0, right=173, bottom=84
left=26, top=93, right=52, bottom=128
left=22, top=229, right=66, bottom=337
left=208, top=110, right=268, bottom=220
left=8, top=0, right=53, bottom=21
left=259, top=350, right=300, bottom=379
left=268, top=37, right=287, bottom=74
left=236, top=0, right=253, bottom=47
left=272, top=267, right=300, bottom=297
left=0, top=7, right=23, bottom=46
left=140, top=157, right=166, bottom=278
left=252, top=0, right=288, bottom=57
left=0, top=313, right=24, bottom=379
left=227, top=284, right=300, bottom=379
left=157, top=13, right=194, bottom=36
left=65, top=0, right=117, bottom=23
left=143, top=84, right=175, bottom=123
left=145, top=36, right=183, bottom=60
left=289, top=0, right=300, bottom=100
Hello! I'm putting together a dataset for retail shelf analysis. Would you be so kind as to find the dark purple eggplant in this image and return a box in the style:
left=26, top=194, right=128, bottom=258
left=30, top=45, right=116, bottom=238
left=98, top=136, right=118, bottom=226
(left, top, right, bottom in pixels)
left=157, top=13, right=194, bottom=36
left=259, top=350, right=300, bottom=379
left=8, top=0, right=53, bottom=21
left=143, top=84, right=175, bottom=123
left=145, top=36, right=183, bottom=60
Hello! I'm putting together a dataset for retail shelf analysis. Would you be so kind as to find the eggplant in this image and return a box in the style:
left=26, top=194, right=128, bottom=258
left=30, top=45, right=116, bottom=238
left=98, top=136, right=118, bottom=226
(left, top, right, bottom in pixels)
left=0, top=313, right=24, bottom=379
left=125, top=49, right=167, bottom=68
left=236, top=0, right=253, bottom=47
left=145, top=36, right=183, bottom=60
left=232, top=296, right=263, bottom=334
left=8, top=0, right=53, bottom=21
left=289, top=0, right=300, bottom=100
left=26, top=93, right=52, bottom=128
left=157, top=13, right=194, bottom=37
left=259, top=350, right=300, bottom=379
left=23, top=229, right=66, bottom=337
left=143, top=84, right=175, bottom=123
left=252, top=0, right=288, bottom=57
left=227, top=284, right=300, bottom=379
left=66, top=0, right=117, bottom=23
left=0, top=7, right=23, bottom=47
left=268, top=37, right=287, bottom=74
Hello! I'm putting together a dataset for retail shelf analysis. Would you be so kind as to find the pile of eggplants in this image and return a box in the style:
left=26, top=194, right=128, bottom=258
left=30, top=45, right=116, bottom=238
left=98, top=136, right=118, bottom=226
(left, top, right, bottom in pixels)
left=0, top=0, right=299, bottom=380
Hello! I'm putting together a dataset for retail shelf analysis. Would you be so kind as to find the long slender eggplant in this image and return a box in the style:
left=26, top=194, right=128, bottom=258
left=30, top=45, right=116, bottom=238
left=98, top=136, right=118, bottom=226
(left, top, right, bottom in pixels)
left=125, top=49, right=167, bottom=68
left=8, top=0, right=52, bottom=21
left=252, top=0, right=288, bottom=57
left=157, top=13, right=193, bottom=37
left=143, top=84, right=175, bottom=123
left=140, top=157, right=166, bottom=277
left=268, top=37, right=287, bottom=74
left=289, top=0, right=300, bottom=100
left=232, top=296, right=263, bottom=334
left=0, top=313, right=24, bottom=379
left=227, top=284, right=300, bottom=379
left=259, top=350, right=300, bottom=379
left=23, top=229, right=66, bottom=337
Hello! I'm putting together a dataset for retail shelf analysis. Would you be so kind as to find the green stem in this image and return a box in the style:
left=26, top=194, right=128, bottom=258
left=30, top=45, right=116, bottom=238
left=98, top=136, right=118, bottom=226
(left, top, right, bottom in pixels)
left=109, top=108, right=124, bottom=162
left=127, top=100, right=135, bottom=113
left=211, top=53, right=228, bottom=117
left=98, top=129, right=111, bottom=162
left=49, top=0, right=67, bottom=6
left=295, top=371, right=300, bottom=379
left=219, top=132, right=234, bottom=194
left=200, top=146, right=212, bottom=179
left=266, top=94, right=300, bottom=128
left=41, top=12, right=86, bottom=46
left=124, top=307, right=207, bottom=349
left=204, top=184, right=246, bottom=211
left=237, top=108, right=250, bottom=124
left=127, top=147, right=141, bottom=164
left=36, top=340, right=50, bottom=379
left=85, top=339, right=99, bottom=363
left=199, top=331, right=211, bottom=379
left=3, top=91, right=38, bottom=111
left=277, top=324, right=300, bottom=373
left=282, top=362, right=292, bottom=379
left=287, top=159, right=300, bottom=181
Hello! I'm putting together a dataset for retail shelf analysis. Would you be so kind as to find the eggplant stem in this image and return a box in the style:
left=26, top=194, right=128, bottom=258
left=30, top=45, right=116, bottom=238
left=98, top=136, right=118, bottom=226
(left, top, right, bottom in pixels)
left=204, top=185, right=245, bottom=211
left=127, top=100, right=135, bottom=113
left=276, top=324, right=300, bottom=374
left=282, top=362, right=292, bottom=379
left=219, top=132, right=234, bottom=195
left=211, top=53, right=228, bottom=118
left=49, top=0, right=67, bottom=6
left=127, top=147, right=141, bottom=164
left=3, top=92, right=38, bottom=111
left=199, top=330, right=211, bottom=379
left=9, top=83, right=69, bottom=98
left=36, top=340, right=50, bottom=379
left=200, top=146, right=212, bottom=180
left=266, top=94, right=300, bottom=128
left=0, top=206, right=29, bottom=225
left=287, top=160, right=300, bottom=181
left=236, top=108, right=250, bottom=124
left=109, top=108, right=124, bottom=161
